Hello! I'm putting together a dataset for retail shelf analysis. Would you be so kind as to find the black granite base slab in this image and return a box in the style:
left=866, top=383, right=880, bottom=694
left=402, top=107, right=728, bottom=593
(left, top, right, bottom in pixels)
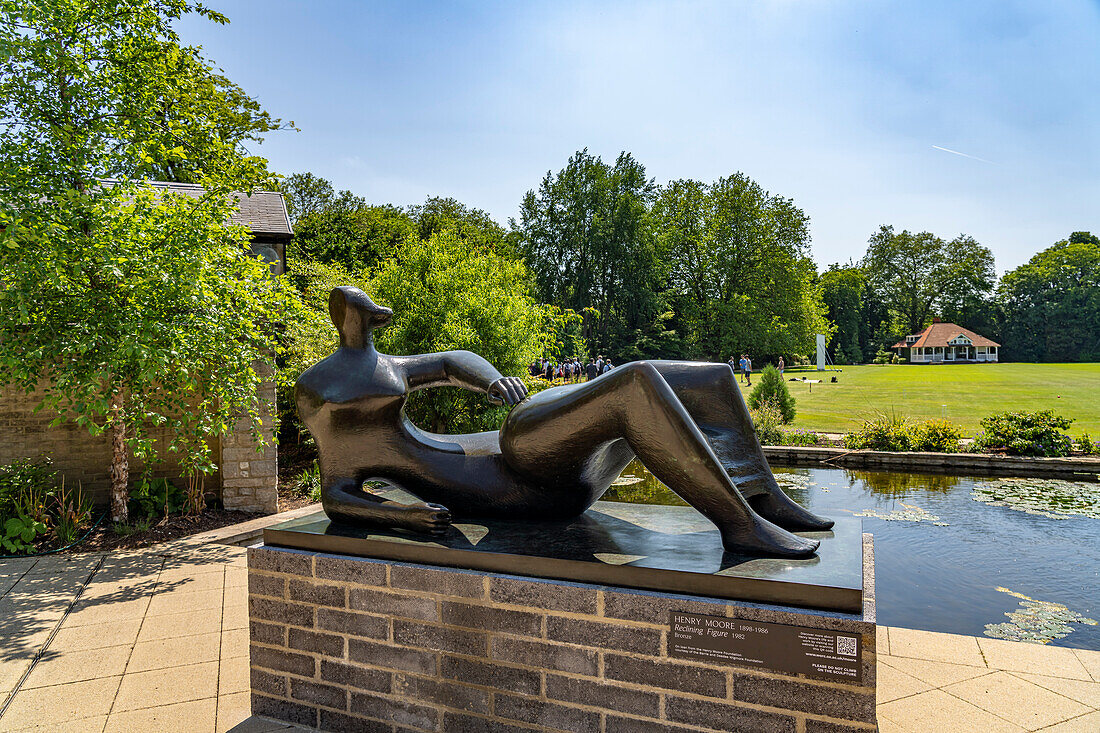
left=262, top=502, right=863, bottom=613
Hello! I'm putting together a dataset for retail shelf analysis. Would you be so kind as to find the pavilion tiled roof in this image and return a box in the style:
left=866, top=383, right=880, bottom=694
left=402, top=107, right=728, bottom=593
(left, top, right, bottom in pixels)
left=893, top=322, right=1000, bottom=349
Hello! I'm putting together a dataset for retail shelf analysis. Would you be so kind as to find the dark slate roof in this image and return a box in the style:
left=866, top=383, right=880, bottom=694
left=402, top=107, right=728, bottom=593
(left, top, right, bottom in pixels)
left=139, top=181, right=293, bottom=236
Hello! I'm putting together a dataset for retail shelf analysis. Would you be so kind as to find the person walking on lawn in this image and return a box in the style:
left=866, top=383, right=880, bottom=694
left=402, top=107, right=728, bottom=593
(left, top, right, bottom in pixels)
left=744, top=355, right=752, bottom=386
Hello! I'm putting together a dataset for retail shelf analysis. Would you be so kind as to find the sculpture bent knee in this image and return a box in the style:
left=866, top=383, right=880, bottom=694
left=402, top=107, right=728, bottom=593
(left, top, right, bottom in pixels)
left=294, top=287, right=833, bottom=558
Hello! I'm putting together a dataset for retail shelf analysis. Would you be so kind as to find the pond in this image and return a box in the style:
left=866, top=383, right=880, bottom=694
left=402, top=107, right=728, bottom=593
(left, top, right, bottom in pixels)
left=603, top=460, right=1100, bottom=649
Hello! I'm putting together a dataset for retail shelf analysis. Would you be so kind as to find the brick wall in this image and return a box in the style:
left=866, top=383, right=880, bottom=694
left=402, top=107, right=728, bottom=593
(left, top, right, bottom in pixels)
left=0, top=381, right=277, bottom=513
left=247, top=538, right=877, bottom=732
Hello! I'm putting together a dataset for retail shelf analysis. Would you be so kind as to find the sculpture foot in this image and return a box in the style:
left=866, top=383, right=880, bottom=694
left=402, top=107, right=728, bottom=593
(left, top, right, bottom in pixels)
left=721, top=517, right=819, bottom=558
left=749, top=491, right=834, bottom=532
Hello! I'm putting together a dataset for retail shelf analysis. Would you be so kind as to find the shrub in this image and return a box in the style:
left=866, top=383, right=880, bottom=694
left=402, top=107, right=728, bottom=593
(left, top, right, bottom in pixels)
left=0, top=458, right=57, bottom=521
left=1074, top=434, right=1099, bottom=455
left=750, top=404, right=784, bottom=446
left=843, top=412, right=914, bottom=451
left=747, top=366, right=796, bottom=423
left=782, top=429, right=820, bottom=447
left=972, top=410, right=1075, bottom=457
left=128, top=478, right=186, bottom=519
left=911, top=420, right=962, bottom=452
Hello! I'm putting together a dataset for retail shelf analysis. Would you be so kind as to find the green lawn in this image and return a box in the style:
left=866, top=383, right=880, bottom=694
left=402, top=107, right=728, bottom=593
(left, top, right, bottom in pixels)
left=736, top=363, right=1100, bottom=436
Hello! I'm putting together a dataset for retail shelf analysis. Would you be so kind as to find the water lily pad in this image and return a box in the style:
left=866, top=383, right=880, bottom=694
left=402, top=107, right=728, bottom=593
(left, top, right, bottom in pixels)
left=971, top=478, right=1100, bottom=519
left=984, top=587, right=1097, bottom=644
left=852, top=502, right=948, bottom=525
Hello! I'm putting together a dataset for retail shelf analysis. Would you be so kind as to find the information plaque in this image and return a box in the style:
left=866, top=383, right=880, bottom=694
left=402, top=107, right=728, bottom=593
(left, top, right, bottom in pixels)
left=668, top=611, right=862, bottom=683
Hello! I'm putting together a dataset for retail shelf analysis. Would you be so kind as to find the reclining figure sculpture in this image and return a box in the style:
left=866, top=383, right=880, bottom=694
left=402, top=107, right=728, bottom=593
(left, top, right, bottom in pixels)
left=295, top=287, right=833, bottom=558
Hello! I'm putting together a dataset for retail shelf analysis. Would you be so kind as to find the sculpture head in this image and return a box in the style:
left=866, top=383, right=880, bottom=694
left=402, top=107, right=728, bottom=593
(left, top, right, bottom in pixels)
left=329, top=286, right=393, bottom=348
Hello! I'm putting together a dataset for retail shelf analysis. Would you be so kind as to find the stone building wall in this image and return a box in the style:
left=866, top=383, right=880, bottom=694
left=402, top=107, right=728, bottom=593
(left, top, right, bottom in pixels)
left=0, top=381, right=277, bottom=513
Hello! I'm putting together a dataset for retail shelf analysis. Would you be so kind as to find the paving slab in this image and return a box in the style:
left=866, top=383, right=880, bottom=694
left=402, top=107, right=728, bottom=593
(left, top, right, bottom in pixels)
left=942, top=671, right=1091, bottom=730
left=978, top=637, right=1093, bottom=681
left=877, top=688, right=1027, bottom=732
left=1011, top=672, right=1100, bottom=709
left=126, top=632, right=222, bottom=674
left=1035, top=711, right=1100, bottom=733
left=111, top=660, right=219, bottom=712
left=0, top=675, right=122, bottom=728
left=888, top=627, right=988, bottom=666
left=22, top=645, right=131, bottom=689
left=103, top=697, right=217, bottom=733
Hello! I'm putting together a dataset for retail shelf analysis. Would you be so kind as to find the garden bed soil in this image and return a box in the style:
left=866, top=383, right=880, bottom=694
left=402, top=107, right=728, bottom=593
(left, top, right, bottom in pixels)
left=277, top=437, right=319, bottom=512
left=25, top=508, right=264, bottom=556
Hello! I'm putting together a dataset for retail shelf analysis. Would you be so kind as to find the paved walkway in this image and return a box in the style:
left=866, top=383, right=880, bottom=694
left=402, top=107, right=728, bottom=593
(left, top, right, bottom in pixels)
left=0, top=540, right=1096, bottom=731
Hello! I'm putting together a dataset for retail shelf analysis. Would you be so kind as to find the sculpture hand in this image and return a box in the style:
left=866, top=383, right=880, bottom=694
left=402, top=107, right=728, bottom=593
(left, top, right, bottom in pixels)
left=487, top=376, right=528, bottom=406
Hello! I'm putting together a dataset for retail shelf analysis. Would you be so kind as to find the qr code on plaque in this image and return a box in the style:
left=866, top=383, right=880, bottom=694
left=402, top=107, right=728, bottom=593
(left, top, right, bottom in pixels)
left=836, top=636, right=858, bottom=656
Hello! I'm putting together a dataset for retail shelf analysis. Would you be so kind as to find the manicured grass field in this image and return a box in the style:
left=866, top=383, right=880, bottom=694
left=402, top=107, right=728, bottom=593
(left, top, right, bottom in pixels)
left=735, top=363, right=1100, bottom=436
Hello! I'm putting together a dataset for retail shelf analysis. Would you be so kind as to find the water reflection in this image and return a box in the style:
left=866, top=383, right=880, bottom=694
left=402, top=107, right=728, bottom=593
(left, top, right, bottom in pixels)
left=599, top=459, right=1100, bottom=650
left=847, top=470, right=959, bottom=497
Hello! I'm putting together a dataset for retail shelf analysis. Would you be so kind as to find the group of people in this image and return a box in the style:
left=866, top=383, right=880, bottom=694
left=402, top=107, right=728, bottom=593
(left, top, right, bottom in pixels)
left=529, top=355, right=615, bottom=383
left=727, top=354, right=784, bottom=386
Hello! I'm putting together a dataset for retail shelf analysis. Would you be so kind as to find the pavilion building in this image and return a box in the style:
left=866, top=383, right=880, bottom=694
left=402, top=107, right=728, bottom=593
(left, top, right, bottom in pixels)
left=892, top=319, right=1000, bottom=363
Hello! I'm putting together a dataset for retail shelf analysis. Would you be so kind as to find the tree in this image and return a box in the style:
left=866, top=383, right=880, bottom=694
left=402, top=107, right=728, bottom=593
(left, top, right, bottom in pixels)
left=997, top=233, right=1100, bottom=362
left=515, top=149, right=669, bottom=360
left=862, top=226, right=995, bottom=337
left=408, top=196, right=511, bottom=252
left=819, top=265, right=866, bottom=364
left=289, top=205, right=416, bottom=271
left=372, top=233, right=555, bottom=433
left=279, top=172, right=364, bottom=223
left=748, top=366, right=796, bottom=423
left=0, top=0, right=297, bottom=522
left=654, top=174, right=830, bottom=361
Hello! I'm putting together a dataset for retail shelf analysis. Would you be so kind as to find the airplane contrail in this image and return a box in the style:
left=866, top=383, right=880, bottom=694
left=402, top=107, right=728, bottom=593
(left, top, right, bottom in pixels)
left=932, top=145, right=995, bottom=164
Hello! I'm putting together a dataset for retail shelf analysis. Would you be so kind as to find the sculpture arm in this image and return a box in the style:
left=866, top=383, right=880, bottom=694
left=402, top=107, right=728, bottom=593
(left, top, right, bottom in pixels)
left=401, top=351, right=526, bottom=406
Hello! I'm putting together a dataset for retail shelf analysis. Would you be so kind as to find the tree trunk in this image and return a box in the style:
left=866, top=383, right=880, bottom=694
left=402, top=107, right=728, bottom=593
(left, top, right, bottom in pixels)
left=108, top=395, right=129, bottom=523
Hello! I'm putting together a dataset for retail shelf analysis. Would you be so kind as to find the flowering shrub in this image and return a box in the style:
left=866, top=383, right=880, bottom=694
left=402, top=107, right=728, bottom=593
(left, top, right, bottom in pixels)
left=972, top=410, right=1074, bottom=457
left=750, top=404, right=784, bottom=446
left=782, top=429, right=820, bottom=447
left=911, top=419, right=962, bottom=452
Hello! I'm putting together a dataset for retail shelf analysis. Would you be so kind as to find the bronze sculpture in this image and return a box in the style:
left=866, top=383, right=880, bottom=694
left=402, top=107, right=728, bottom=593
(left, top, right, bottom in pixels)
left=295, top=287, right=833, bottom=558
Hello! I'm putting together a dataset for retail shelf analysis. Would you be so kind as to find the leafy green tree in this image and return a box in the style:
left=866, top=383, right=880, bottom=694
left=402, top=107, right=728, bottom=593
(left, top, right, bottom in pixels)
left=862, top=226, right=995, bottom=337
left=372, top=233, right=556, bottom=433
left=748, top=366, right=796, bottom=423
left=0, top=0, right=296, bottom=521
left=654, top=174, right=830, bottom=361
left=409, top=196, right=511, bottom=252
left=997, top=233, right=1100, bottom=362
left=516, top=149, right=668, bottom=359
left=819, top=265, right=866, bottom=364
left=279, top=172, right=364, bottom=223
left=289, top=206, right=416, bottom=271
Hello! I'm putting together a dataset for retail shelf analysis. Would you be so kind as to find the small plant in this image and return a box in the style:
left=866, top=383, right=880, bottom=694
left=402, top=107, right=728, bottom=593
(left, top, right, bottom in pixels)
left=781, top=429, right=820, bottom=447
left=911, top=419, right=962, bottom=452
left=972, top=410, right=1075, bottom=457
left=298, top=462, right=322, bottom=503
left=750, top=404, right=784, bottom=446
left=129, top=477, right=186, bottom=519
left=52, top=481, right=94, bottom=546
left=0, top=458, right=57, bottom=521
left=1, top=487, right=50, bottom=554
left=112, top=516, right=154, bottom=537
left=1074, top=434, right=1099, bottom=455
left=844, top=411, right=914, bottom=451
left=747, top=365, right=796, bottom=423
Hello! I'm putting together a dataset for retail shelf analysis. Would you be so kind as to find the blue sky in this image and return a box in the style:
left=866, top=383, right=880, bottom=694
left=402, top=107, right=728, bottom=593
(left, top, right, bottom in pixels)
left=177, top=1, right=1100, bottom=273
